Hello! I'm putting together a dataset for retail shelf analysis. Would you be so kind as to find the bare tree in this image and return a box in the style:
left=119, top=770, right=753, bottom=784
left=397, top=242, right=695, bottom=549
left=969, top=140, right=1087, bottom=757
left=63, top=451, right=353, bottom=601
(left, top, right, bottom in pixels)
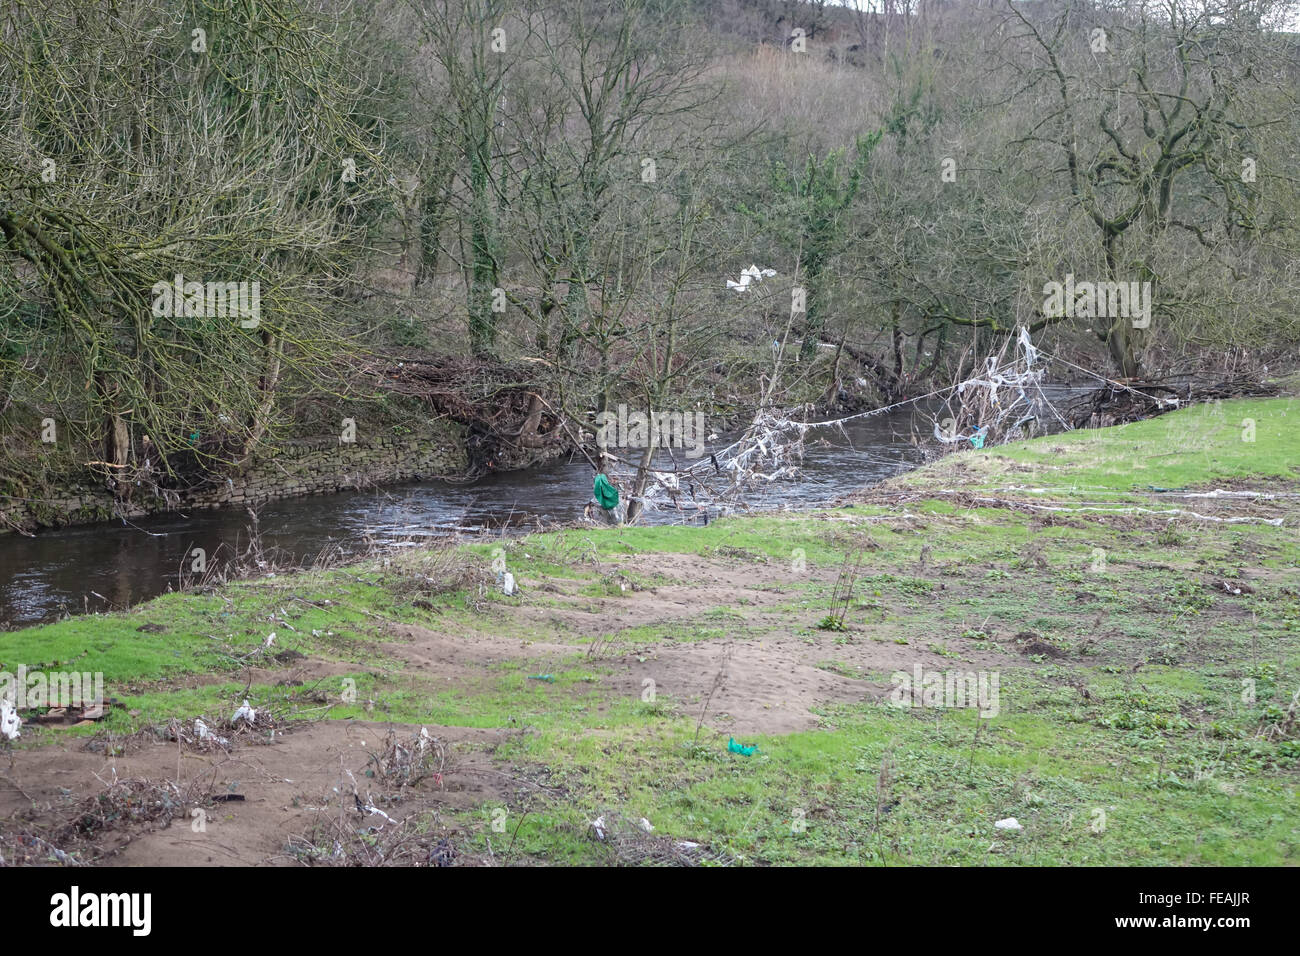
left=0, top=0, right=384, bottom=492
left=1001, top=0, right=1300, bottom=377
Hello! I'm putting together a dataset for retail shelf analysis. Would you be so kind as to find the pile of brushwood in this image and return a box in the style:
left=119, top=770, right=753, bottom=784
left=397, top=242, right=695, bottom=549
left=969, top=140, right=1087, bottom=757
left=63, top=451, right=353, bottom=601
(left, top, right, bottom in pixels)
left=362, top=352, right=570, bottom=473
left=1064, top=378, right=1280, bottom=429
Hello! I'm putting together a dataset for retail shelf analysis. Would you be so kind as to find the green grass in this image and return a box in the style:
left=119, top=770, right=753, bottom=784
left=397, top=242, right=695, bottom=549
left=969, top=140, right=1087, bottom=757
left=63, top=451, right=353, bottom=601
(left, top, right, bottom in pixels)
left=453, top=689, right=1298, bottom=865
left=894, top=397, right=1300, bottom=495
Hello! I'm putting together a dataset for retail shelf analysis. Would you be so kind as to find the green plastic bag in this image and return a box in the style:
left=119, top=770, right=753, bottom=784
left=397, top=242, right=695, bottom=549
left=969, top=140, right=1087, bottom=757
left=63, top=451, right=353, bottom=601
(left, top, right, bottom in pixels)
left=593, top=473, right=619, bottom=510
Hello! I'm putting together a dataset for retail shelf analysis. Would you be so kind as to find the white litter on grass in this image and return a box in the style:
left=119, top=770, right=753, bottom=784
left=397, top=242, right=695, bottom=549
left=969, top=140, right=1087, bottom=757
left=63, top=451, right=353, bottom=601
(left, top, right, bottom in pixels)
left=232, top=699, right=256, bottom=726
left=502, top=571, right=516, bottom=596
left=1, top=699, right=22, bottom=740
left=590, top=815, right=607, bottom=841
left=638, top=817, right=655, bottom=833
left=994, top=817, right=1023, bottom=831
left=264, top=632, right=276, bottom=648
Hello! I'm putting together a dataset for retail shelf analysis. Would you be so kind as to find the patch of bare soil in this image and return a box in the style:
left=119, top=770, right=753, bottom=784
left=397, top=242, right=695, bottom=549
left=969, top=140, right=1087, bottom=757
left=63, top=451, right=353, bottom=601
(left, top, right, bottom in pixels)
left=503, top=554, right=800, bottom=639
left=379, top=555, right=1019, bottom=735
left=0, top=721, right=524, bottom=866
left=605, top=639, right=876, bottom=733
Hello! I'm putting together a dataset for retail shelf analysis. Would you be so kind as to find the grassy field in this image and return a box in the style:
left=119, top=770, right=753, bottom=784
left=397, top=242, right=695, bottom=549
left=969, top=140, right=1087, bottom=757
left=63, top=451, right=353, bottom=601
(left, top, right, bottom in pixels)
left=2, top=397, right=1298, bottom=865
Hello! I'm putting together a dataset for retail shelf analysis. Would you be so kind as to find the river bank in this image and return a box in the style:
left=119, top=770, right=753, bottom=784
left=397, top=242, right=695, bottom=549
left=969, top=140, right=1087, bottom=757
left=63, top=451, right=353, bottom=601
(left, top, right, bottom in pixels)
left=1, top=397, right=1297, bottom=866
left=0, top=417, right=470, bottom=537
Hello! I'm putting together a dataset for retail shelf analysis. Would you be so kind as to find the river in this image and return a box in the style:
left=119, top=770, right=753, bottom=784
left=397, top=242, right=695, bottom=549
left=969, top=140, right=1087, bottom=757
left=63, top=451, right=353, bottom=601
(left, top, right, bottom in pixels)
left=0, top=387, right=1087, bottom=627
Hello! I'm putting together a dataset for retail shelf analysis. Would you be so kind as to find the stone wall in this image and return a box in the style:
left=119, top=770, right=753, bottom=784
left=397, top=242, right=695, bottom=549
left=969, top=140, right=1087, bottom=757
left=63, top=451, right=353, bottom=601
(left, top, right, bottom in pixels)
left=1, top=422, right=468, bottom=533
left=189, top=428, right=468, bottom=509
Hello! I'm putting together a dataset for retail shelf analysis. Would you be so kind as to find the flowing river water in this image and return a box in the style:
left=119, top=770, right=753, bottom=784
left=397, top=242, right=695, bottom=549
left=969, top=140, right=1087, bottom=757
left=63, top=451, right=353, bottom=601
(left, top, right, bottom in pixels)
left=0, top=387, right=1089, bottom=627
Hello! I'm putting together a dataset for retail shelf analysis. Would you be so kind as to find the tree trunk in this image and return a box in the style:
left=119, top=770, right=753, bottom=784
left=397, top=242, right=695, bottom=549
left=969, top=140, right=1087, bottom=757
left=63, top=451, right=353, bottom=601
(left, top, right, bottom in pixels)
left=625, top=440, right=656, bottom=525
left=1106, top=317, right=1141, bottom=379
left=467, top=135, right=498, bottom=357
left=243, top=330, right=283, bottom=459
left=95, top=371, right=130, bottom=492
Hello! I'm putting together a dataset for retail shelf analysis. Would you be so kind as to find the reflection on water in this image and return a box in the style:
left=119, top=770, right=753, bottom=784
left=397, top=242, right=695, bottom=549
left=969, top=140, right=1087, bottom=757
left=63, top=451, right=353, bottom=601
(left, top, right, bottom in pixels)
left=0, top=390, right=1083, bottom=627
